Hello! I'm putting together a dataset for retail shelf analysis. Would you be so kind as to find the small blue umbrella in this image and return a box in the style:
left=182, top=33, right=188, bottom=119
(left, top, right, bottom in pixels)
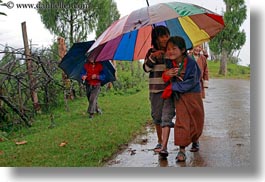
left=59, top=41, right=116, bottom=85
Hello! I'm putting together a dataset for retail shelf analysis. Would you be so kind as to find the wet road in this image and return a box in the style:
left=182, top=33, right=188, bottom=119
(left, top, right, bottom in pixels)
left=105, top=79, right=250, bottom=167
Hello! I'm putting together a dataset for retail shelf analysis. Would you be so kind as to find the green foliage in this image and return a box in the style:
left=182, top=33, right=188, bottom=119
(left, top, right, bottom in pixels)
left=228, top=55, right=240, bottom=64
left=0, top=45, right=65, bottom=132
left=37, top=0, right=120, bottom=45
left=0, top=46, right=16, bottom=66
left=101, top=61, right=148, bottom=96
left=209, top=0, right=247, bottom=75
left=209, top=0, right=247, bottom=56
left=94, top=0, right=120, bottom=38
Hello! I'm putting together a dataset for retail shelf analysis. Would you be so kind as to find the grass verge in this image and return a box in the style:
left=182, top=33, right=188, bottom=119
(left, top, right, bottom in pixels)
left=0, top=89, right=151, bottom=167
left=208, top=61, right=250, bottom=79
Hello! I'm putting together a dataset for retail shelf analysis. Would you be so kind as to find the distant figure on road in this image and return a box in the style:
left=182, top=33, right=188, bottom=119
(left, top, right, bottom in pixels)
left=189, top=44, right=209, bottom=99
left=162, top=36, right=204, bottom=162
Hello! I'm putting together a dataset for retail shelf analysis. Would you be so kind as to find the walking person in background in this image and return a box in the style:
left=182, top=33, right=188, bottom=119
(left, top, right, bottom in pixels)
left=189, top=44, right=209, bottom=99
left=143, top=25, right=175, bottom=158
left=81, top=58, right=105, bottom=119
left=188, top=44, right=209, bottom=152
left=162, top=36, right=204, bottom=162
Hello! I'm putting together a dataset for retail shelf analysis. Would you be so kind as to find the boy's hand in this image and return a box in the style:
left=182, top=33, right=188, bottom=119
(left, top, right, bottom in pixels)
left=151, top=50, right=165, bottom=59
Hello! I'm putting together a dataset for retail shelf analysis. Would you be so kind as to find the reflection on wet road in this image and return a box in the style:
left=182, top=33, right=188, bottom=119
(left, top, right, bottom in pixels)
left=105, top=79, right=250, bottom=167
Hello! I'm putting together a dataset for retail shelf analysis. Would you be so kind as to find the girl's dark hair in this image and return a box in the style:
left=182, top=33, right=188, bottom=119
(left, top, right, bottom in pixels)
left=151, top=25, right=170, bottom=50
left=166, top=36, right=187, bottom=55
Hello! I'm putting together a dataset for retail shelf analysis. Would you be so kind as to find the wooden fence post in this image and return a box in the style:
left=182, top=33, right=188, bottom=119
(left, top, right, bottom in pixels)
left=21, top=21, right=41, bottom=112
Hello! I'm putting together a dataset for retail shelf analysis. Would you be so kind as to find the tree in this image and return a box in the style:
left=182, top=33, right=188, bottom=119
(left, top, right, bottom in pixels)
left=37, top=0, right=120, bottom=46
left=0, top=46, right=16, bottom=67
left=94, top=0, right=119, bottom=38
left=209, top=0, right=247, bottom=75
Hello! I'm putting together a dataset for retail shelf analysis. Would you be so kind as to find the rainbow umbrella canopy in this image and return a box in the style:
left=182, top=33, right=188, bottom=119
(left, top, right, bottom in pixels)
left=87, top=1, right=225, bottom=62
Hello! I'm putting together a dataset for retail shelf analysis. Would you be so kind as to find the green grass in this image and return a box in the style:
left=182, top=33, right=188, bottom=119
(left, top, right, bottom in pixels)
left=0, top=89, right=151, bottom=167
left=207, top=61, right=250, bottom=79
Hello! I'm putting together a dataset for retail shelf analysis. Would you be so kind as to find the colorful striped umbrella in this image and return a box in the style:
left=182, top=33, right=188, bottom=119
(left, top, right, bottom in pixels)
left=87, top=1, right=225, bottom=62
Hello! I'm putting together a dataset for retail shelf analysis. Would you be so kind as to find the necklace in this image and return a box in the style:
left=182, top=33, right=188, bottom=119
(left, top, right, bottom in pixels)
left=177, top=56, right=185, bottom=76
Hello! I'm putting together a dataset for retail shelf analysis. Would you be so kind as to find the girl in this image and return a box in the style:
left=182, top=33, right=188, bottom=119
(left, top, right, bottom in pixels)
left=162, top=36, right=204, bottom=162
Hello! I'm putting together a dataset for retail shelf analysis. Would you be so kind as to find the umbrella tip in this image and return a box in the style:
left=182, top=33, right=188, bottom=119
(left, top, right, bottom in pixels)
left=146, top=0, right=149, bottom=6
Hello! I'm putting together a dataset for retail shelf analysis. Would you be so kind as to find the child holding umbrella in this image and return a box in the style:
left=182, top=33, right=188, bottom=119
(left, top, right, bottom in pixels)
left=81, top=58, right=105, bottom=119
left=143, top=25, right=175, bottom=158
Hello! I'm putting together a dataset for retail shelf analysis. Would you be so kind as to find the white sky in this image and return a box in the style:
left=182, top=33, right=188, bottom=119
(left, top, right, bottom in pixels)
left=0, top=0, right=250, bottom=65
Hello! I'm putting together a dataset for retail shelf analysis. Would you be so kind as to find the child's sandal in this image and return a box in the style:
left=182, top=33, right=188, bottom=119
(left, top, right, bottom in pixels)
left=190, top=142, right=199, bottom=152
left=176, top=151, right=186, bottom=162
left=159, top=149, right=168, bottom=158
left=154, top=143, right=162, bottom=152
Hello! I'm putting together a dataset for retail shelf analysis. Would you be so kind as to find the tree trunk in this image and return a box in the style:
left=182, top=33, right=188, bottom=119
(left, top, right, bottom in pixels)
left=58, top=37, right=75, bottom=100
left=219, top=49, right=228, bottom=76
left=70, top=11, right=74, bottom=46
left=21, top=21, right=41, bottom=112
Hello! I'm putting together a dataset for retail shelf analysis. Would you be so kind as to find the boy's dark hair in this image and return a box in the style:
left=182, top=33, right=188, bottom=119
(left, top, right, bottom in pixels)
left=166, top=36, right=187, bottom=56
left=151, top=25, right=170, bottom=50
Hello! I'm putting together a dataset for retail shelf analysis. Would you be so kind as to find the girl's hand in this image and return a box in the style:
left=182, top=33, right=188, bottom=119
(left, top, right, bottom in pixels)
left=165, top=68, right=177, bottom=77
left=82, top=75, right=87, bottom=81
left=176, top=76, right=183, bottom=81
left=91, top=74, right=97, bottom=79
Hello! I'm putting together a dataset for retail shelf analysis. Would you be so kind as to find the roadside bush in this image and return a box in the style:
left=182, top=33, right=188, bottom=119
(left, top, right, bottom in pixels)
left=101, top=61, right=148, bottom=96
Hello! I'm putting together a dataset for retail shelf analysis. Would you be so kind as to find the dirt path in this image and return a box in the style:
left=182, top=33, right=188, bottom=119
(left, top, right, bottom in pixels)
left=105, top=79, right=250, bottom=167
